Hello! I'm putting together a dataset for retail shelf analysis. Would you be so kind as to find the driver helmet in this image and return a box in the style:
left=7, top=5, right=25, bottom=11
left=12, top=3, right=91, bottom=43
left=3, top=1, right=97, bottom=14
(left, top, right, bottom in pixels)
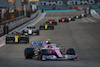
left=46, top=39, right=51, bottom=44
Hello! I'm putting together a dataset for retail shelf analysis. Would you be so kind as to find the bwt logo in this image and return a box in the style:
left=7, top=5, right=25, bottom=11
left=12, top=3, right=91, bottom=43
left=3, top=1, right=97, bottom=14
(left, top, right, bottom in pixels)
left=36, top=0, right=95, bottom=6
left=32, top=41, right=45, bottom=45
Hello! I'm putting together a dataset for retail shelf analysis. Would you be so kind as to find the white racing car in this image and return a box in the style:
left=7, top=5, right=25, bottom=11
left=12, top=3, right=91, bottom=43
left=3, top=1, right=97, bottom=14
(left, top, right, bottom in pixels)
left=81, top=14, right=87, bottom=17
left=21, top=26, right=39, bottom=35
left=68, top=16, right=75, bottom=21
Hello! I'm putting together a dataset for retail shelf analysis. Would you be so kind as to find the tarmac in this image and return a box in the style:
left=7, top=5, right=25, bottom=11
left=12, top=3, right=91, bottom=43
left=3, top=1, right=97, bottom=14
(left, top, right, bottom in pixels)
left=0, top=11, right=100, bottom=67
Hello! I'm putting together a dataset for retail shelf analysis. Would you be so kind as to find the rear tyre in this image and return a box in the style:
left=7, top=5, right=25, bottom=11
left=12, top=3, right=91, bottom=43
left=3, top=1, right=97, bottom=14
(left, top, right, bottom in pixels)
left=59, top=20, right=61, bottom=22
left=36, top=30, right=39, bottom=35
left=6, top=37, right=15, bottom=44
left=25, top=37, right=29, bottom=43
left=39, top=26, right=45, bottom=30
left=66, top=19, right=69, bottom=22
left=72, top=18, right=75, bottom=21
left=84, top=14, right=87, bottom=17
left=79, top=15, right=82, bottom=18
left=24, top=48, right=34, bottom=59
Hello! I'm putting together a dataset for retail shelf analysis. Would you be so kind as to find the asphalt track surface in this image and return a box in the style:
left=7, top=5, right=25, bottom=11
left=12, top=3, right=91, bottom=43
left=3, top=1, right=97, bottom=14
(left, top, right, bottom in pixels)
left=0, top=11, right=100, bottom=67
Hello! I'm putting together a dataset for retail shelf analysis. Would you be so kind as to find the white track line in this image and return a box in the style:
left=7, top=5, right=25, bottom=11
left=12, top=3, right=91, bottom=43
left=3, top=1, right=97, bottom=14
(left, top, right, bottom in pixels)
left=86, top=18, right=96, bottom=23
left=81, top=18, right=89, bottom=23
left=9, top=13, right=46, bottom=33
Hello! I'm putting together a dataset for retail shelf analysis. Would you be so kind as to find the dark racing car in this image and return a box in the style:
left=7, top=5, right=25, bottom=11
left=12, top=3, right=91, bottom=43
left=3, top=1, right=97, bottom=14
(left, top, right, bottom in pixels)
left=69, top=16, right=75, bottom=21
left=75, top=14, right=87, bottom=19
left=59, top=18, right=69, bottom=22
left=45, top=19, right=57, bottom=25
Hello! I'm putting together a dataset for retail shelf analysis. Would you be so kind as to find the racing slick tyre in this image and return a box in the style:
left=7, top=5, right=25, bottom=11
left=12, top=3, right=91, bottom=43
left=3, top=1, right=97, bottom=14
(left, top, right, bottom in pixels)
left=71, top=18, right=75, bottom=21
left=39, top=26, right=45, bottom=30
left=6, top=37, right=15, bottom=44
left=24, top=48, right=35, bottom=59
left=79, top=15, right=82, bottom=18
left=36, top=30, right=39, bottom=35
left=59, top=20, right=61, bottom=22
left=54, top=22, right=57, bottom=25
left=66, top=48, right=76, bottom=55
left=26, top=37, right=29, bottom=43
left=52, top=26, right=54, bottom=30
left=65, top=19, right=69, bottom=22
left=51, top=26, right=54, bottom=30
left=84, top=14, right=87, bottom=17
left=19, top=37, right=29, bottom=43
left=48, top=26, right=54, bottom=30
left=45, top=22, right=49, bottom=24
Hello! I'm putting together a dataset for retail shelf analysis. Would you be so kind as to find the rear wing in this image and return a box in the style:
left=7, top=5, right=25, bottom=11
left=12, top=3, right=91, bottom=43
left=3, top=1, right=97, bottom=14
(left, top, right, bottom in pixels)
left=31, top=41, right=45, bottom=46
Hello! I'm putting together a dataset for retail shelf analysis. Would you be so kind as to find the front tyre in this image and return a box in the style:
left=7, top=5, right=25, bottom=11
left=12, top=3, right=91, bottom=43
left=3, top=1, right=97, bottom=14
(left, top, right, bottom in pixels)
left=66, top=48, right=76, bottom=55
left=24, top=48, right=34, bottom=59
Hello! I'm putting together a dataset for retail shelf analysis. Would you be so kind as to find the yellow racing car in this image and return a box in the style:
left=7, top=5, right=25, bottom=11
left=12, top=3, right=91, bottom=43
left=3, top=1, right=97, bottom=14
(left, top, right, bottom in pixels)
left=39, top=24, right=54, bottom=30
left=6, top=32, right=29, bottom=44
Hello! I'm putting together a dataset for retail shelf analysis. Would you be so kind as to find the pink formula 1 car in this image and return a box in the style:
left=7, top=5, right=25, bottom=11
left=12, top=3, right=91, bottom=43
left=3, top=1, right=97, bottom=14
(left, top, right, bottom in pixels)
left=24, top=41, right=78, bottom=61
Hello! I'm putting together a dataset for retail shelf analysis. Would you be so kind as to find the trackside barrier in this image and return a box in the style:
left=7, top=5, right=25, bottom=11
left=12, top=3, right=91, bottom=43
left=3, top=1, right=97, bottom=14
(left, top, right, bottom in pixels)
left=44, top=9, right=77, bottom=12
left=90, top=10, right=100, bottom=19
left=0, top=10, right=42, bottom=37
left=0, top=37, right=5, bottom=47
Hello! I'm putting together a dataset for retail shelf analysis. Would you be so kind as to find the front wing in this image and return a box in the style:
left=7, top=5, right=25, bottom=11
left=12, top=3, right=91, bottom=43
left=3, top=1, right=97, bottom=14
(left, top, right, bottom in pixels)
left=41, top=55, right=78, bottom=60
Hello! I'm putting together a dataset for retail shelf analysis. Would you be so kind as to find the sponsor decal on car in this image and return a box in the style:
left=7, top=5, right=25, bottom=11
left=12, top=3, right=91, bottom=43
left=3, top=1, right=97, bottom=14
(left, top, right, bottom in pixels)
left=43, top=55, right=57, bottom=59
left=65, top=55, right=76, bottom=59
left=32, top=41, right=45, bottom=45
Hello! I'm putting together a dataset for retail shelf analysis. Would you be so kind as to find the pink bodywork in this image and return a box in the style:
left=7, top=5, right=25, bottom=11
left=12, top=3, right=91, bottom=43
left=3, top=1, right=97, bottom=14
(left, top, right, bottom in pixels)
left=42, top=42, right=63, bottom=58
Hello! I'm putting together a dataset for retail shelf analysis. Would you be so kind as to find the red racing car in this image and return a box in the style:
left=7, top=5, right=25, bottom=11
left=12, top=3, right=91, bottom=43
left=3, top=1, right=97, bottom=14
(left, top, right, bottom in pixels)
left=45, top=19, right=57, bottom=25
left=59, top=18, right=69, bottom=22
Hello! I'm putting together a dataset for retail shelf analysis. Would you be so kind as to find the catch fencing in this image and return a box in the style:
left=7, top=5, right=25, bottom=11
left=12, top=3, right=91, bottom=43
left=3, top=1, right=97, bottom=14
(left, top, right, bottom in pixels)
left=0, top=10, right=24, bottom=25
